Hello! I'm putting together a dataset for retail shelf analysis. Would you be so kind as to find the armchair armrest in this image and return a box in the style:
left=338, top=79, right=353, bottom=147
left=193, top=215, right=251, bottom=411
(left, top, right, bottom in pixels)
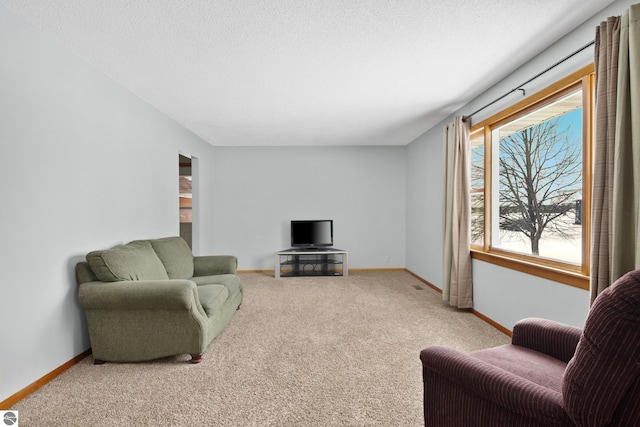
left=193, top=255, right=238, bottom=276
left=511, top=318, right=582, bottom=363
left=78, top=279, right=199, bottom=311
left=421, top=346, right=567, bottom=424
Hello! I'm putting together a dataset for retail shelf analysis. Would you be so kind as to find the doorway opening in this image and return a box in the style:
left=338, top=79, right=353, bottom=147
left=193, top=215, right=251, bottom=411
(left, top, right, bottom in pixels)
left=179, top=154, right=193, bottom=249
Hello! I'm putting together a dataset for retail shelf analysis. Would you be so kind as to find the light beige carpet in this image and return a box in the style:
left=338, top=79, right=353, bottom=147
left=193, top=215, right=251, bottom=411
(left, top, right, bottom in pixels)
left=14, top=271, right=509, bottom=426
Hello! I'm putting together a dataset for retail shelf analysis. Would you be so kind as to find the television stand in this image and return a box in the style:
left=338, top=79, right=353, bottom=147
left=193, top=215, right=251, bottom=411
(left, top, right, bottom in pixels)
left=275, top=248, right=348, bottom=278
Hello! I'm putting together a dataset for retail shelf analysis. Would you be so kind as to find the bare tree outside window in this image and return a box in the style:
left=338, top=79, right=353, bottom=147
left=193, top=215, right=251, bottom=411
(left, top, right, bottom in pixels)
left=470, top=135, right=485, bottom=247
left=496, top=106, right=582, bottom=260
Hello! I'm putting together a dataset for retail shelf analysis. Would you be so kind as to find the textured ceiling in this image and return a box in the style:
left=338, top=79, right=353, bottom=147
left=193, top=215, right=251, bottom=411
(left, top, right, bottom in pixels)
left=1, top=1, right=613, bottom=146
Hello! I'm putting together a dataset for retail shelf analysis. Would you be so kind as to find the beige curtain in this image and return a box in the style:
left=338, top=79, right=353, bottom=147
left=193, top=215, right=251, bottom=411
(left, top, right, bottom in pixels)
left=591, top=4, right=640, bottom=303
left=591, top=16, right=620, bottom=301
left=443, top=116, right=473, bottom=309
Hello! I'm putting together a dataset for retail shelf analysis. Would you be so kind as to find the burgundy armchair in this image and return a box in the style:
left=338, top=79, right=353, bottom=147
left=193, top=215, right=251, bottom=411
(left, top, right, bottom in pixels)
left=420, top=269, right=640, bottom=426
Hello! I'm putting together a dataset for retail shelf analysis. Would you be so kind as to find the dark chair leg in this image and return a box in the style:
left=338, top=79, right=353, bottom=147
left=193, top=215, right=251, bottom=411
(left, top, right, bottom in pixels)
left=190, top=353, right=203, bottom=364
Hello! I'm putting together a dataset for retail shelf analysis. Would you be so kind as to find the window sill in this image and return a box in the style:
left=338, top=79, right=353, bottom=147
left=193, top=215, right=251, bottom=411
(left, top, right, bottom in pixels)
left=470, top=250, right=589, bottom=290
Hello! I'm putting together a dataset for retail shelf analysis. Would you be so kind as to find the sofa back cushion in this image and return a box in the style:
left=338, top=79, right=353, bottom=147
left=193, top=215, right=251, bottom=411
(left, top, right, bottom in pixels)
left=562, top=269, right=640, bottom=426
left=76, top=261, right=98, bottom=284
left=147, top=236, right=194, bottom=279
left=86, top=240, right=169, bottom=282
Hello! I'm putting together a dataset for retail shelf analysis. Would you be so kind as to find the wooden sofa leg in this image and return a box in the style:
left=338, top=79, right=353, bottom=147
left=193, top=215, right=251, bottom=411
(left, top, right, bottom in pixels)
left=94, top=359, right=106, bottom=365
left=236, top=304, right=241, bottom=310
left=190, top=353, right=203, bottom=364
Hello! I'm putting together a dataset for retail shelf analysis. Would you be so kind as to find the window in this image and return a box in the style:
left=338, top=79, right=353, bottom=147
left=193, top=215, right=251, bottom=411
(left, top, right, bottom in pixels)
left=470, top=130, right=486, bottom=248
left=470, top=65, right=594, bottom=289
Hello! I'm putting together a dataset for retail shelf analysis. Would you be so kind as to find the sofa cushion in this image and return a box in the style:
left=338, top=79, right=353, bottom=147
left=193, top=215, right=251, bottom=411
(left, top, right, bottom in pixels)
left=86, top=241, right=169, bottom=282
left=192, top=274, right=242, bottom=297
left=197, top=284, right=229, bottom=317
left=147, top=236, right=194, bottom=279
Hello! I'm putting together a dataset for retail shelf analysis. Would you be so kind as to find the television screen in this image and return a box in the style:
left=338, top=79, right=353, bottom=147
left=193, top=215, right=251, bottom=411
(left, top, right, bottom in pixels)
left=291, top=220, right=333, bottom=248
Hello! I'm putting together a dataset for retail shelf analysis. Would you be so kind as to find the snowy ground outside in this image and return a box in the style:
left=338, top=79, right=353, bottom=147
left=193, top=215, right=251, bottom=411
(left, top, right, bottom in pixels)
left=494, top=216, right=582, bottom=265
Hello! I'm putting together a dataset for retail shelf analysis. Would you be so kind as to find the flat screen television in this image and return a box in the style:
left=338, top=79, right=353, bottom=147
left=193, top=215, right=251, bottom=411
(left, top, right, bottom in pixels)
left=291, top=220, right=333, bottom=248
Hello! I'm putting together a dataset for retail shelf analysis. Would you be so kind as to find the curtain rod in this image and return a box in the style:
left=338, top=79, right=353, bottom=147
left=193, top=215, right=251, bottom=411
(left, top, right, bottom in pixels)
left=462, top=40, right=595, bottom=123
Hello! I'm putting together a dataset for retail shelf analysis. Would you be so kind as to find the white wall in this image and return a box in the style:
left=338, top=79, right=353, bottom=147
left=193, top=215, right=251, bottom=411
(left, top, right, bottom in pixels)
left=0, top=6, right=406, bottom=403
left=406, top=126, right=444, bottom=284
left=473, top=262, right=591, bottom=329
left=406, top=0, right=638, bottom=330
left=205, top=146, right=406, bottom=271
left=0, top=5, right=217, bottom=403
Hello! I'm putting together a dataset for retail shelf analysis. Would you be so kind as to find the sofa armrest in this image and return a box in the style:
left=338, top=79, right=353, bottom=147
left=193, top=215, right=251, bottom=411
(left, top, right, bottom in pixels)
left=193, top=255, right=237, bottom=276
left=421, top=346, right=567, bottom=424
left=511, top=318, right=582, bottom=363
left=78, top=279, right=199, bottom=311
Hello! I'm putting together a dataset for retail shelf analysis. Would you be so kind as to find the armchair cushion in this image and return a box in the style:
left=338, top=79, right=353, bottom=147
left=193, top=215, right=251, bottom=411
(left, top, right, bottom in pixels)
left=86, top=240, right=169, bottom=282
left=470, top=344, right=567, bottom=392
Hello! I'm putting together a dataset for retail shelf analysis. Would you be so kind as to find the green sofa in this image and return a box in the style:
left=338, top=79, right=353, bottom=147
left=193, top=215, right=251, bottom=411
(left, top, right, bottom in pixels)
left=76, top=236, right=243, bottom=364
